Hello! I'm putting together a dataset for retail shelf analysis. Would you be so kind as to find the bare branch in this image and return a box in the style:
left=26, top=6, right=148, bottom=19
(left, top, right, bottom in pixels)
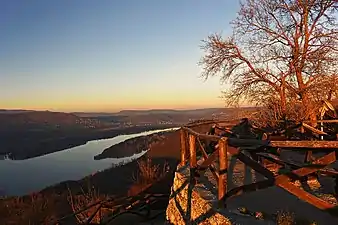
left=200, top=0, right=338, bottom=121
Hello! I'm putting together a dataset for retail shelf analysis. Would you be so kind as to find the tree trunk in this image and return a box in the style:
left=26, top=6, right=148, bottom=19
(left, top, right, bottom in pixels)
left=280, top=77, right=287, bottom=118
left=301, top=91, right=317, bottom=126
left=294, top=68, right=317, bottom=125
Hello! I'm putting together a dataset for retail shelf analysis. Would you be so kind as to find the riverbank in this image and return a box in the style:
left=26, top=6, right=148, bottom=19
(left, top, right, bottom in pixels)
left=0, top=129, right=182, bottom=224
left=3, top=124, right=179, bottom=160
left=94, top=129, right=177, bottom=159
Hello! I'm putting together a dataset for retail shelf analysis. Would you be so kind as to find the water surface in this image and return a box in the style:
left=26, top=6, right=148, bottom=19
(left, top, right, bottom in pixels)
left=0, top=128, right=178, bottom=196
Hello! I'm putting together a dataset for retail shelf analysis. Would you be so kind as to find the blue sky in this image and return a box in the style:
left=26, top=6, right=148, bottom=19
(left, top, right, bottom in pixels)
left=0, top=0, right=239, bottom=112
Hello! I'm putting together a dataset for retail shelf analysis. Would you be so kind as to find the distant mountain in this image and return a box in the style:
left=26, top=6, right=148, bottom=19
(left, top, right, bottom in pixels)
left=0, top=107, right=258, bottom=127
left=72, top=112, right=117, bottom=117
left=0, top=111, right=104, bottom=130
left=73, top=108, right=227, bottom=117
left=0, top=109, right=35, bottom=114
left=116, top=108, right=227, bottom=116
left=73, top=107, right=247, bottom=126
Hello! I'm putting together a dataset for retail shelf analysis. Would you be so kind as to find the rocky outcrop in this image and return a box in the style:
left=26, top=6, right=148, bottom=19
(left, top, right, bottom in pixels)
left=165, top=165, right=231, bottom=225
left=166, top=157, right=338, bottom=225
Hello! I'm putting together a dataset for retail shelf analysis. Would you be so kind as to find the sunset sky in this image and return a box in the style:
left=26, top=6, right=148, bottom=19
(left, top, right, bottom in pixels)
left=0, top=0, right=240, bottom=112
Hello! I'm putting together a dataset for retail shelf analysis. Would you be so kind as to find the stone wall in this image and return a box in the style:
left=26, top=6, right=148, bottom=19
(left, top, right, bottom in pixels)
left=165, top=165, right=231, bottom=225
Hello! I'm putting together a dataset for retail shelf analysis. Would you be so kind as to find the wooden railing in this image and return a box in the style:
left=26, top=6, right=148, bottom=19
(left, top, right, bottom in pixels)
left=55, top=186, right=169, bottom=224
left=179, top=122, right=338, bottom=213
left=180, top=126, right=229, bottom=201
left=54, top=119, right=338, bottom=223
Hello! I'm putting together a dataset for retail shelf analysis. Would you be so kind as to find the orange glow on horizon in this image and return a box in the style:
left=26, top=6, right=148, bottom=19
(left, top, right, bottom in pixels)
left=0, top=90, right=226, bottom=112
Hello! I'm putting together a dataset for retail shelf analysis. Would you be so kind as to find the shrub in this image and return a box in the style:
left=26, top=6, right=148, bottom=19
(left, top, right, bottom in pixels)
left=128, top=156, right=169, bottom=196
left=67, top=179, right=109, bottom=224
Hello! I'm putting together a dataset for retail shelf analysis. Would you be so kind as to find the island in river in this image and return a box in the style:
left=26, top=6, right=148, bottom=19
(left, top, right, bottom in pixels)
left=94, top=130, right=170, bottom=159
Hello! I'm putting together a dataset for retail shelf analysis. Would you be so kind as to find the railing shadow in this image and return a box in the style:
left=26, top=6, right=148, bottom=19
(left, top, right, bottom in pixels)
left=227, top=155, right=237, bottom=190
left=169, top=171, right=221, bottom=225
left=243, top=151, right=255, bottom=186
left=168, top=166, right=268, bottom=225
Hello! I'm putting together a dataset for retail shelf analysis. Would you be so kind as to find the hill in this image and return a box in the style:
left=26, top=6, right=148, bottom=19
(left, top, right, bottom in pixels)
left=0, top=111, right=104, bottom=129
left=0, top=110, right=178, bottom=160
left=73, top=108, right=227, bottom=117
left=0, top=109, right=35, bottom=114
left=73, top=107, right=256, bottom=126
left=0, top=107, right=255, bottom=160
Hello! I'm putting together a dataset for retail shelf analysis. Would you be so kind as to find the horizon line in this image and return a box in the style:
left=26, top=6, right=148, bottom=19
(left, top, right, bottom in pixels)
left=0, top=105, right=256, bottom=114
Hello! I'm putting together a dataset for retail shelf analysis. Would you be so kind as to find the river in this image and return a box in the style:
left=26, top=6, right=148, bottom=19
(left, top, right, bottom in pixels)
left=0, top=127, right=178, bottom=196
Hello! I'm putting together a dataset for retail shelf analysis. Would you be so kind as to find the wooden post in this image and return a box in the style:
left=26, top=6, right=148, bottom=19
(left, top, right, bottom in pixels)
left=218, top=137, right=228, bottom=204
left=189, top=134, right=197, bottom=185
left=284, top=119, right=288, bottom=139
left=189, top=134, right=197, bottom=169
left=180, top=128, right=187, bottom=166
left=300, top=124, right=305, bottom=139
left=335, top=151, right=338, bottom=198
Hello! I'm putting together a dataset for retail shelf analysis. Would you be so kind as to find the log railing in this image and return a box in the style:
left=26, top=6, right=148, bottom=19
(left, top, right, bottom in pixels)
left=55, top=186, right=169, bottom=224
left=179, top=124, right=338, bottom=213
left=180, top=126, right=228, bottom=201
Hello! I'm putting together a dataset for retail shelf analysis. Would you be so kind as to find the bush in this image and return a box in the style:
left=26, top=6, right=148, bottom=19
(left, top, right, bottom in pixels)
left=128, top=156, right=169, bottom=196
left=67, top=180, right=109, bottom=224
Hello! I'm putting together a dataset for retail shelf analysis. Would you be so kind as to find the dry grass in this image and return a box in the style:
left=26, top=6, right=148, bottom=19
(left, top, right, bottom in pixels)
left=0, top=192, right=62, bottom=225
left=276, top=211, right=295, bottom=225
left=67, top=179, right=110, bottom=224
left=275, top=210, right=318, bottom=225
left=66, top=157, right=171, bottom=223
left=128, top=156, right=169, bottom=196
left=132, top=156, right=169, bottom=185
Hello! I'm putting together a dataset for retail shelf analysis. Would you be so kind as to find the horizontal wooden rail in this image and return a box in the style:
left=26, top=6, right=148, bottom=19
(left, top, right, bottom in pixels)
left=270, top=140, right=338, bottom=149
left=302, top=122, right=328, bottom=135
left=276, top=119, right=338, bottom=124
left=185, top=119, right=239, bottom=128
left=180, top=126, right=228, bottom=202
left=182, top=126, right=222, bottom=141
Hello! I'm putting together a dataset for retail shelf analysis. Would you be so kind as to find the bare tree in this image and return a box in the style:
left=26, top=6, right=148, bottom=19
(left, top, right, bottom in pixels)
left=200, top=0, right=338, bottom=122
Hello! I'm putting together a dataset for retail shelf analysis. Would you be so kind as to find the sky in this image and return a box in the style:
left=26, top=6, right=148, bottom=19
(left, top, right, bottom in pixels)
left=0, top=0, right=240, bottom=112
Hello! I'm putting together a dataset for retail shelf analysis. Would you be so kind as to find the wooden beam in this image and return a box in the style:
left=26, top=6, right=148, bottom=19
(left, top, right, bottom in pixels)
left=277, top=181, right=335, bottom=210
left=185, top=120, right=238, bottom=129
left=235, top=152, right=275, bottom=180
left=270, top=141, right=338, bottom=149
left=269, top=152, right=336, bottom=210
left=196, top=137, right=209, bottom=159
left=218, top=138, right=228, bottom=202
left=302, top=122, right=327, bottom=135
left=197, top=147, right=219, bottom=181
left=311, top=120, right=338, bottom=123
left=275, top=151, right=336, bottom=183
left=276, top=119, right=338, bottom=124
left=228, top=138, right=270, bottom=148
left=258, top=152, right=338, bottom=176
left=189, top=134, right=197, bottom=169
left=182, top=126, right=221, bottom=141
left=180, top=129, right=188, bottom=166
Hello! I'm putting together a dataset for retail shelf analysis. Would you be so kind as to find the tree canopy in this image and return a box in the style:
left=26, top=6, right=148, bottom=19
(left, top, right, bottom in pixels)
left=200, top=0, right=338, bottom=121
